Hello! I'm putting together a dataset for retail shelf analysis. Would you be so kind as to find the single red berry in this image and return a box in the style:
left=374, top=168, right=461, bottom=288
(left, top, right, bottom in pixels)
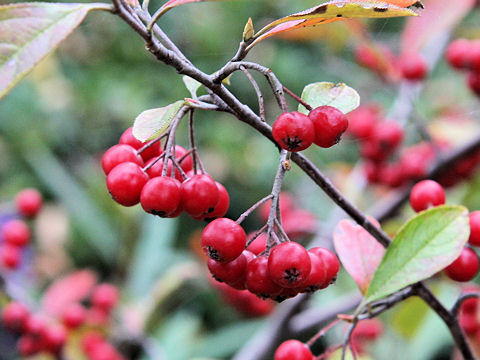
left=446, top=39, right=471, bottom=69
left=445, top=247, right=479, bottom=282
left=246, top=233, right=267, bottom=255
left=459, top=311, right=479, bottom=334
left=309, top=247, right=340, bottom=288
left=43, top=325, right=67, bottom=354
left=399, top=52, right=428, bottom=81
left=102, top=144, right=144, bottom=175
left=297, top=252, right=327, bottom=293
left=201, top=218, right=246, bottom=262
left=144, top=157, right=186, bottom=182
left=140, top=177, right=182, bottom=217
left=181, top=174, right=219, bottom=217
left=372, top=121, right=403, bottom=154
left=198, top=182, right=230, bottom=220
left=106, top=162, right=149, bottom=207
left=346, top=105, right=379, bottom=139
left=467, top=71, right=480, bottom=97
left=88, top=341, right=120, bottom=360
left=274, top=340, right=313, bottom=360
left=363, top=161, right=381, bottom=183
left=460, top=294, right=479, bottom=314
left=378, top=163, right=405, bottom=188
left=272, top=112, right=315, bottom=152
left=119, top=127, right=162, bottom=162
left=308, top=105, right=348, bottom=148
left=2, top=219, right=30, bottom=247
left=91, top=283, right=119, bottom=311
left=1, top=301, right=30, bottom=333
left=400, top=143, right=435, bottom=180
left=469, top=211, right=480, bottom=247
left=17, top=335, right=42, bottom=356
left=172, top=145, right=193, bottom=173
left=81, top=331, right=105, bottom=354
left=268, top=242, right=311, bottom=288
left=0, top=244, right=22, bottom=269
left=409, top=180, right=446, bottom=212
left=208, top=251, right=248, bottom=285
left=245, top=256, right=282, bottom=298
left=352, top=319, right=384, bottom=341
left=15, top=189, right=43, bottom=218
left=62, top=303, right=87, bottom=329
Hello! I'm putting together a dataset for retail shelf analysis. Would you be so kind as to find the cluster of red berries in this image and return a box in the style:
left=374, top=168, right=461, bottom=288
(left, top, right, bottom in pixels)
left=103, top=127, right=229, bottom=220
left=458, top=285, right=480, bottom=337
left=355, top=44, right=428, bottom=82
left=1, top=283, right=121, bottom=358
left=409, top=180, right=480, bottom=282
left=0, top=188, right=43, bottom=270
left=272, top=105, right=348, bottom=152
left=202, top=217, right=339, bottom=302
left=446, top=38, right=480, bottom=97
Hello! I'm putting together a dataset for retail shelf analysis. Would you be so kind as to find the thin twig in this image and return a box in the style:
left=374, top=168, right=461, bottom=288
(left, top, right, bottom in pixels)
left=283, top=86, right=312, bottom=111
left=236, top=195, right=273, bottom=224
left=240, top=66, right=266, bottom=122
left=307, top=319, right=341, bottom=347
left=341, top=322, right=357, bottom=360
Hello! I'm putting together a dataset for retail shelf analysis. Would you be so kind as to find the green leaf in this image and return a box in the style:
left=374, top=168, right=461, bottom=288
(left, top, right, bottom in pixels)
left=298, top=82, right=360, bottom=114
left=132, top=100, right=184, bottom=142
left=364, top=205, right=469, bottom=304
left=182, top=76, right=202, bottom=97
left=0, top=2, right=110, bottom=101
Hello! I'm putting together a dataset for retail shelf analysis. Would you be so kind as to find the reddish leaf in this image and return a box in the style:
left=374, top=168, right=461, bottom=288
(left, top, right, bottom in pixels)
left=333, top=218, right=385, bottom=294
left=42, top=270, right=97, bottom=317
left=401, top=0, right=475, bottom=54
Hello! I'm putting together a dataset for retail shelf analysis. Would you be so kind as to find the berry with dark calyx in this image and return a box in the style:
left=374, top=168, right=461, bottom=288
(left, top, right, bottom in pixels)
left=197, top=182, right=230, bottom=220
left=272, top=287, right=299, bottom=303
left=201, top=218, right=246, bottom=262
left=208, top=250, right=249, bottom=285
left=399, top=52, right=428, bottom=81
left=309, top=247, right=340, bottom=287
left=106, top=162, right=149, bottom=207
left=2, top=301, right=30, bottom=333
left=43, top=325, right=67, bottom=354
left=2, top=219, right=30, bottom=247
left=245, top=256, right=282, bottom=298
left=119, top=127, right=162, bottom=162
left=15, top=188, right=43, bottom=218
left=181, top=174, right=219, bottom=217
left=468, top=71, right=480, bottom=97
left=268, top=242, right=311, bottom=288
left=272, top=111, right=315, bottom=152
left=445, top=247, right=479, bottom=282
left=409, top=179, right=445, bottom=212
left=446, top=39, right=471, bottom=70
left=308, top=105, right=348, bottom=148
left=62, top=303, right=87, bottom=329
left=297, top=252, right=327, bottom=293
left=0, top=244, right=22, bottom=269
left=101, top=144, right=144, bottom=175
left=274, top=340, right=314, bottom=360
left=469, top=211, right=480, bottom=247
left=140, top=177, right=182, bottom=217
left=91, top=283, right=119, bottom=311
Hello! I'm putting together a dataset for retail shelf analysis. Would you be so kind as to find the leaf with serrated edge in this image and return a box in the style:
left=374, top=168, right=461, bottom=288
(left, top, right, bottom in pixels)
left=364, top=205, right=469, bottom=304
left=183, top=76, right=202, bottom=97
left=249, top=0, right=422, bottom=49
left=334, top=219, right=385, bottom=295
left=298, top=82, right=360, bottom=114
left=132, top=101, right=184, bottom=142
left=0, top=2, right=109, bottom=101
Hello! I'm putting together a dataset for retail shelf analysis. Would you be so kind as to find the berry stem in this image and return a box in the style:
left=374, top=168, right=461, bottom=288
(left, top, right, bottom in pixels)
left=188, top=110, right=198, bottom=174
left=161, top=106, right=189, bottom=177
left=306, top=318, right=340, bottom=347
left=236, top=195, right=273, bottom=224
left=341, top=322, right=358, bottom=360
left=245, top=224, right=268, bottom=247
left=142, top=152, right=165, bottom=172
left=315, top=344, right=342, bottom=360
left=136, top=132, right=167, bottom=156
left=282, top=86, right=312, bottom=111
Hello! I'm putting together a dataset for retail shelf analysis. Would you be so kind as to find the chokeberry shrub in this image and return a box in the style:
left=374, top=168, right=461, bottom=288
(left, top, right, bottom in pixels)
left=1, top=0, right=480, bottom=359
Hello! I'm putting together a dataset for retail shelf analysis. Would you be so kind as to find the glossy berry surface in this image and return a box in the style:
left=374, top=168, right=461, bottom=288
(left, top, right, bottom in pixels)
left=15, top=189, right=43, bottom=218
left=140, top=177, right=181, bottom=217
left=2, top=219, right=30, bottom=247
left=469, top=211, right=480, bottom=247
left=399, top=52, right=428, bottom=81
left=181, top=174, right=219, bottom=216
left=2, top=302, right=29, bottom=333
left=92, top=283, right=119, bottom=311
left=308, top=105, right=348, bottom=148
left=268, top=242, right=311, bottom=288
left=409, top=180, right=446, bottom=212
left=445, top=247, right=479, bottom=282
left=106, top=162, right=149, bottom=207
left=119, top=127, right=162, bottom=161
left=297, top=252, right=327, bottom=293
left=272, top=111, right=315, bottom=152
left=199, top=182, right=230, bottom=220
left=274, top=340, right=313, bottom=360
left=309, top=247, right=340, bottom=287
left=201, top=218, right=246, bottom=262
left=101, top=144, right=144, bottom=175
left=245, top=256, right=282, bottom=298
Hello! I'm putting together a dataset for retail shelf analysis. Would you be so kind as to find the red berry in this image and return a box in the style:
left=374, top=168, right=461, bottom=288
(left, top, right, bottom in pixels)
left=378, top=163, right=405, bottom=188
left=446, top=39, right=471, bottom=69
left=2, top=219, right=30, bottom=247
left=17, top=335, right=42, bottom=356
left=140, top=177, right=182, bottom=217
left=199, top=182, right=230, bottom=220
left=106, top=162, right=149, bottom=207
left=43, top=325, right=67, bottom=354
left=352, top=319, right=383, bottom=341
left=172, top=145, right=193, bottom=173
left=181, top=174, right=219, bottom=217
left=0, top=244, right=22, bottom=269
left=308, top=105, right=348, bottom=148
left=245, top=256, right=282, bottom=298
left=101, top=144, right=144, bottom=175
left=89, top=341, right=120, bottom=360
left=372, top=121, right=403, bottom=153
left=119, top=127, right=162, bottom=162
left=346, top=105, right=379, bottom=139
left=2, top=302, right=30, bottom=333
left=468, top=71, right=480, bottom=97
left=81, top=331, right=104, bottom=354
left=92, top=283, right=119, bottom=311
left=62, top=303, right=87, bottom=329
left=208, top=251, right=249, bottom=285
left=15, top=189, right=43, bottom=218
left=309, top=247, right=340, bottom=288
left=268, top=242, right=311, bottom=288
left=409, top=180, right=445, bottom=212
left=272, top=112, right=315, bottom=152
left=246, top=233, right=267, bottom=255
left=459, top=311, right=479, bottom=334
left=469, top=211, right=480, bottom=247
left=297, top=252, right=327, bottom=293
left=201, top=218, right=246, bottom=262
left=445, top=247, right=479, bottom=282
left=399, top=52, right=428, bottom=81
left=144, top=157, right=185, bottom=182
left=274, top=340, right=313, bottom=360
